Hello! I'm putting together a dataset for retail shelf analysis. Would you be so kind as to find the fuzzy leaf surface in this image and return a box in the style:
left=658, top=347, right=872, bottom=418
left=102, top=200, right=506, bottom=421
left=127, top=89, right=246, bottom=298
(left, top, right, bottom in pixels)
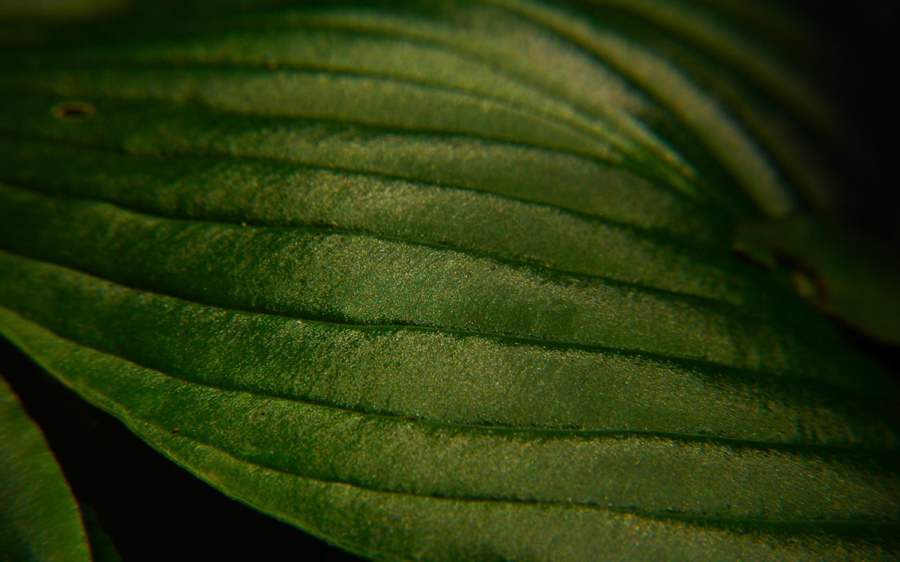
left=0, top=1, right=898, bottom=560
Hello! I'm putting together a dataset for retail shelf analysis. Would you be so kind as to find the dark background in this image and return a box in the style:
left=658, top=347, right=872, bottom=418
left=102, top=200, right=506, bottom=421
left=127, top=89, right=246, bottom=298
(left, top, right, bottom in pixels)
left=2, top=2, right=898, bottom=561
left=1, top=338, right=363, bottom=561
left=797, top=0, right=900, bottom=244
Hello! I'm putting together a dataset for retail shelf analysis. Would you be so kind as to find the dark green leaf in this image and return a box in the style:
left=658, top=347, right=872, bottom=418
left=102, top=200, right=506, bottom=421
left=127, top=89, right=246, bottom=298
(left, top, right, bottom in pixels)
left=81, top=507, right=121, bottom=562
left=0, top=1, right=898, bottom=560
left=0, top=375, right=92, bottom=562
left=734, top=216, right=900, bottom=344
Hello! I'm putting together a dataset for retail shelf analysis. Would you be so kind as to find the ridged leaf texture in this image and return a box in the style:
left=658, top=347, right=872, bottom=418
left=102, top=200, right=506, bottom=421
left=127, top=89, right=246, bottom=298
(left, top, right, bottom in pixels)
left=0, top=0, right=898, bottom=559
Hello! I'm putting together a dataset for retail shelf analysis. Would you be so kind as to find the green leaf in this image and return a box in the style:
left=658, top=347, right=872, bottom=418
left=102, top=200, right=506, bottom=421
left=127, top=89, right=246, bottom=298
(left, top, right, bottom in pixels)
left=81, top=507, right=121, bottom=562
left=0, top=0, right=898, bottom=560
left=0, top=0, right=125, bottom=22
left=0, top=375, right=92, bottom=562
left=734, top=215, right=900, bottom=344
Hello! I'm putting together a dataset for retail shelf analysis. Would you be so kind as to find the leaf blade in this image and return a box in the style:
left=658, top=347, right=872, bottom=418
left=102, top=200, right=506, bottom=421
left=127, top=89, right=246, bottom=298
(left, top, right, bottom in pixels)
left=0, top=374, right=92, bottom=562
left=2, top=305, right=899, bottom=561
left=1, top=1, right=899, bottom=560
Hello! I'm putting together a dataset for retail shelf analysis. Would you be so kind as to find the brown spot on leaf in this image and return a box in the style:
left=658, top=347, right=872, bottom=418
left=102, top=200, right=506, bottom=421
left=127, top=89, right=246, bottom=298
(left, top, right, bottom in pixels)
left=51, top=101, right=95, bottom=122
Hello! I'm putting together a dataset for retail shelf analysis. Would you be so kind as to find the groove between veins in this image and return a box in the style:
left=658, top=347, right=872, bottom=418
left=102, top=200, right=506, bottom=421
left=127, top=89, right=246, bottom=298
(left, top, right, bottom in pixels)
left=163, top=426, right=900, bottom=526
left=5, top=297, right=889, bottom=455
left=5, top=9, right=686, bottom=181
left=9, top=57, right=623, bottom=157
left=4, top=299, right=895, bottom=514
left=0, top=117, right=718, bottom=240
left=0, top=80, right=645, bottom=185
left=215, top=9, right=706, bottom=181
left=0, top=82, right=716, bottom=212
left=72, top=378, right=899, bottom=526
left=0, top=179, right=755, bottom=314
left=0, top=249, right=859, bottom=398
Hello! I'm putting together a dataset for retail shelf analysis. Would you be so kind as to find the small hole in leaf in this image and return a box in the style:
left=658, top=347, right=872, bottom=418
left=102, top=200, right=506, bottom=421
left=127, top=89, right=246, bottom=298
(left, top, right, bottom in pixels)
left=51, top=101, right=95, bottom=123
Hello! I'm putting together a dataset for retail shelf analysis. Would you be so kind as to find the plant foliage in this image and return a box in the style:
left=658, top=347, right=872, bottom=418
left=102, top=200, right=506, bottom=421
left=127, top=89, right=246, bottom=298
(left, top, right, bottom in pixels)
left=0, top=0, right=898, bottom=559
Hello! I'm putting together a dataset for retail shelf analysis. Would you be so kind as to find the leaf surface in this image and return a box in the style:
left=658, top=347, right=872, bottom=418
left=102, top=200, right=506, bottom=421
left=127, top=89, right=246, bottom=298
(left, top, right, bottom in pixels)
left=0, top=1, right=898, bottom=560
left=734, top=216, right=900, bottom=344
left=0, top=375, right=93, bottom=562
